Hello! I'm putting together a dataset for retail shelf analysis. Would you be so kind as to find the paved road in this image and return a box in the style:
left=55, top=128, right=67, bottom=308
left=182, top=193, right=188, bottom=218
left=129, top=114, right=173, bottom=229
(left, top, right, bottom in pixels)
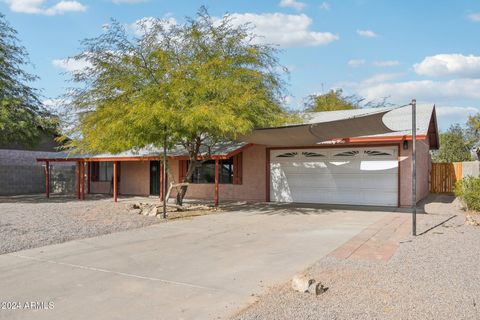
left=0, top=205, right=388, bottom=320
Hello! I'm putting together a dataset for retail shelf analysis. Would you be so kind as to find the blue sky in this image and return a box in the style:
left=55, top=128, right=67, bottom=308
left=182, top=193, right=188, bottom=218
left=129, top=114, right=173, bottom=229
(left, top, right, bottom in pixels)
left=2, top=0, right=480, bottom=130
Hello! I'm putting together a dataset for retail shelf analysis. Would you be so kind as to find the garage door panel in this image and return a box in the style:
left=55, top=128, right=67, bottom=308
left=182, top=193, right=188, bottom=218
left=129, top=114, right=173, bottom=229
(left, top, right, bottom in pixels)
left=271, top=162, right=329, bottom=173
left=270, top=147, right=399, bottom=206
left=287, top=189, right=397, bottom=206
left=284, top=174, right=397, bottom=190
left=276, top=163, right=397, bottom=175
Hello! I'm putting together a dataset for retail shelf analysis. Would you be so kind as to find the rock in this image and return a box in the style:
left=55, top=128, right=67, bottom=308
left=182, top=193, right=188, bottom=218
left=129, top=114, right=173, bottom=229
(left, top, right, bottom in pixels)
left=130, top=209, right=142, bottom=215
left=148, top=206, right=159, bottom=217
left=308, top=281, right=327, bottom=295
left=465, top=215, right=480, bottom=226
left=291, top=273, right=315, bottom=293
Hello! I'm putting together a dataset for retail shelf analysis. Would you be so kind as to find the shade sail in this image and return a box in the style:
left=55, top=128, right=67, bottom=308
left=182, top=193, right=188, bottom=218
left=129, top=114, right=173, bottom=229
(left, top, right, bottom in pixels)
left=237, top=108, right=397, bottom=146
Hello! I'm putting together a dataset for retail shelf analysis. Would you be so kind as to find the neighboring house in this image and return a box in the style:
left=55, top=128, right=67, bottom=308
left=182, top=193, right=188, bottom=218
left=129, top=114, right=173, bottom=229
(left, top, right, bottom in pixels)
left=38, top=105, right=439, bottom=207
left=0, top=133, right=75, bottom=196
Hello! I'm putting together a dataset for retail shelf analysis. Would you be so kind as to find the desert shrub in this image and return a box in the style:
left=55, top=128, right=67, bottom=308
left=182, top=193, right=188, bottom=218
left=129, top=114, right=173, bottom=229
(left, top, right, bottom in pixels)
left=454, top=176, right=480, bottom=212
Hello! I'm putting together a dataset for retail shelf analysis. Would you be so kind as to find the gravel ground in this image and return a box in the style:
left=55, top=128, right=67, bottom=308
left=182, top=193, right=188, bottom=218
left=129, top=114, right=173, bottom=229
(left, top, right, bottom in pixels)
left=234, top=197, right=480, bottom=320
left=0, top=195, right=162, bottom=255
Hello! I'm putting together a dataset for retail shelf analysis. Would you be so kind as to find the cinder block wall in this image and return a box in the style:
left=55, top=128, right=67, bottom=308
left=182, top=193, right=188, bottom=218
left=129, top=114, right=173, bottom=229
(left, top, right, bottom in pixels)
left=0, top=149, right=75, bottom=195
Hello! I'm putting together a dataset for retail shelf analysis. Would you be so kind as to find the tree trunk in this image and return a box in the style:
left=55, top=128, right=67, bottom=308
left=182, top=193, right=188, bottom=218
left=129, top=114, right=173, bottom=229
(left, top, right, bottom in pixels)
left=175, top=158, right=198, bottom=206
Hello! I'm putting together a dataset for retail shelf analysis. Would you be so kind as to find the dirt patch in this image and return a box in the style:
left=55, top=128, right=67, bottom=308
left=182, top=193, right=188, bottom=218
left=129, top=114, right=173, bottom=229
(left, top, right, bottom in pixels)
left=0, top=195, right=219, bottom=255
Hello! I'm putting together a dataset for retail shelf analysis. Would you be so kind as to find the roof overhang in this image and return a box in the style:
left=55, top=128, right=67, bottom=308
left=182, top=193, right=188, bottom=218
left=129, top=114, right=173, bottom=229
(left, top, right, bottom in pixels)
left=36, top=143, right=253, bottom=162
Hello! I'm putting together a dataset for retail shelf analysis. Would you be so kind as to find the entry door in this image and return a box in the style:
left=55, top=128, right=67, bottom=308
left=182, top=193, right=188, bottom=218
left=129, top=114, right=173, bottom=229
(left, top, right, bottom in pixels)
left=270, top=147, right=398, bottom=206
left=150, top=161, right=160, bottom=195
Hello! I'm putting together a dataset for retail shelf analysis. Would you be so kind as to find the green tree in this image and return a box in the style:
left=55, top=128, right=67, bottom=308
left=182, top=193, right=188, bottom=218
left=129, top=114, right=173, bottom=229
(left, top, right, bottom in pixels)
left=466, top=113, right=480, bottom=158
left=0, top=13, right=57, bottom=146
left=432, top=124, right=473, bottom=163
left=304, top=89, right=393, bottom=112
left=65, top=8, right=290, bottom=204
left=304, top=89, right=359, bottom=112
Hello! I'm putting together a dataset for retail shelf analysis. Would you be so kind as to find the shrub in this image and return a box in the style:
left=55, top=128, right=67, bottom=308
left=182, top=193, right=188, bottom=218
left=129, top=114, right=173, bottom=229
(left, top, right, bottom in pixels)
left=454, top=176, right=480, bottom=212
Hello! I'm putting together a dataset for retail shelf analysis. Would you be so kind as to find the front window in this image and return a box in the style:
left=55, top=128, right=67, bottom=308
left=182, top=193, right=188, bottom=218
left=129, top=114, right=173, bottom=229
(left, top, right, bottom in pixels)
left=191, top=159, right=233, bottom=184
left=92, top=162, right=113, bottom=182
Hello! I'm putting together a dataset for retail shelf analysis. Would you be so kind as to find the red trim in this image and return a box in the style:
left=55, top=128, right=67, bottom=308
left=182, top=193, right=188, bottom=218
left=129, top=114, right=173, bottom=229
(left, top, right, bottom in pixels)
left=113, top=161, right=118, bottom=202
left=83, top=161, right=86, bottom=200
left=345, top=135, right=426, bottom=143
left=265, top=148, right=270, bottom=202
left=76, top=161, right=81, bottom=199
left=179, top=160, right=187, bottom=182
left=80, top=162, right=84, bottom=200
left=45, top=161, right=50, bottom=198
left=397, top=144, right=401, bottom=208
left=267, top=143, right=400, bottom=150
left=214, top=159, right=219, bottom=206
left=87, top=162, right=91, bottom=194
left=233, top=153, right=243, bottom=185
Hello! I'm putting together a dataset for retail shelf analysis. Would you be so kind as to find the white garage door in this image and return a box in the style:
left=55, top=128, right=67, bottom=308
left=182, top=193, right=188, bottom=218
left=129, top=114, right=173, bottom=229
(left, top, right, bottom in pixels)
left=270, top=147, right=398, bottom=206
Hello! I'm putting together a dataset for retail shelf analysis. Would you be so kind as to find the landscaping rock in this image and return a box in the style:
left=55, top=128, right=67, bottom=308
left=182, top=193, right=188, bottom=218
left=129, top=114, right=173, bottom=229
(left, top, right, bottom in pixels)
left=291, top=273, right=315, bottom=293
left=146, top=206, right=158, bottom=217
left=308, top=281, right=327, bottom=296
left=465, top=214, right=480, bottom=226
left=130, top=208, right=142, bottom=215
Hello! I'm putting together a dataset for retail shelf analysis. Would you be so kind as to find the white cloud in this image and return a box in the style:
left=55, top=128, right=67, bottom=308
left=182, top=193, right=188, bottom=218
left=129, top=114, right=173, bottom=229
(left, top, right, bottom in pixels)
left=347, top=59, right=365, bottom=67
left=52, top=58, right=90, bottom=72
left=319, top=2, right=330, bottom=10
left=436, top=106, right=479, bottom=129
left=227, top=13, right=338, bottom=47
left=468, top=12, right=480, bottom=22
left=357, top=78, right=480, bottom=103
left=356, top=29, right=377, bottom=38
left=373, top=60, right=399, bottom=67
left=413, top=54, right=480, bottom=78
left=4, top=0, right=86, bottom=15
left=278, top=0, right=306, bottom=11
left=436, top=106, right=478, bottom=116
left=128, top=12, right=337, bottom=48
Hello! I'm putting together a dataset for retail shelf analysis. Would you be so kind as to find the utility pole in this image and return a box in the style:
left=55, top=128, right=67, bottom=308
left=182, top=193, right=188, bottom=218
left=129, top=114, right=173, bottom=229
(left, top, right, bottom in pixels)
left=411, top=99, right=417, bottom=236
left=163, top=125, right=168, bottom=219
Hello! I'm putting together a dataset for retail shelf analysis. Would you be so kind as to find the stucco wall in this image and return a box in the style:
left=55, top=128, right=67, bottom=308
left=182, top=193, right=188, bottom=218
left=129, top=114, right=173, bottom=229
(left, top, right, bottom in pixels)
left=120, top=161, right=150, bottom=195
left=399, top=137, right=431, bottom=207
left=169, top=145, right=267, bottom=202
left=89, top=161, right=150, bottom=195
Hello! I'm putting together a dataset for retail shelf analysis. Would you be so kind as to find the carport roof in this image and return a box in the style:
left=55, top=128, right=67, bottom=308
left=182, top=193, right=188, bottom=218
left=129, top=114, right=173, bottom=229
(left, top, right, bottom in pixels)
left=239, top=104, right=439, bottom=148
left=37, top=141, right=249, bottom=162
left=304, top=104, right=436, bottom=137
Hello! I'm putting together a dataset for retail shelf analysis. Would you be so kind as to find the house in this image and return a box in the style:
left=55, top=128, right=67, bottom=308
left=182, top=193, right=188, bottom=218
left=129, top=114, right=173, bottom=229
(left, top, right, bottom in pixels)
left=37, top=104, right=439, bottom=207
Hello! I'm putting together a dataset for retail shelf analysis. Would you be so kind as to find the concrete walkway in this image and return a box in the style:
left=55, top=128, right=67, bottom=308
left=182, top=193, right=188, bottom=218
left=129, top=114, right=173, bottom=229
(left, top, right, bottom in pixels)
left=328, top=214, right=411, bottom=261
left=0, top=206, right=389, bottom=320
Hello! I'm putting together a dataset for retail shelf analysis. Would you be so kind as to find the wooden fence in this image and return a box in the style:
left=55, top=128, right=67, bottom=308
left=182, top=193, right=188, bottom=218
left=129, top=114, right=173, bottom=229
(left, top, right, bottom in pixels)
left=429, top=162, right=463, bottom=193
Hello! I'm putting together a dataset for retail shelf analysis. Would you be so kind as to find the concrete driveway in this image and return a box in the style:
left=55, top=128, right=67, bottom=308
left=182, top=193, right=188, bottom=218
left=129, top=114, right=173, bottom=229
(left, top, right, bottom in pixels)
left=0, top=204, right=388, bottom=320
